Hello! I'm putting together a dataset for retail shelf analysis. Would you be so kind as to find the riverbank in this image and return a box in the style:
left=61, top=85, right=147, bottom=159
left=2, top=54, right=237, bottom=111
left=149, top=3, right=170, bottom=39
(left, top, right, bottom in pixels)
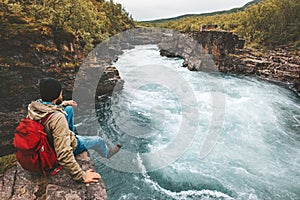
left=162, top=30, right=300, bottom=96
left=220, top=46, right=300, bottom=96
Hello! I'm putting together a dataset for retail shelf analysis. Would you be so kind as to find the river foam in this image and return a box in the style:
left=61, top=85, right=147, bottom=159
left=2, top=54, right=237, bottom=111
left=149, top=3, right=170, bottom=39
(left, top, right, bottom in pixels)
left=89, top=45, right=300, bottom=200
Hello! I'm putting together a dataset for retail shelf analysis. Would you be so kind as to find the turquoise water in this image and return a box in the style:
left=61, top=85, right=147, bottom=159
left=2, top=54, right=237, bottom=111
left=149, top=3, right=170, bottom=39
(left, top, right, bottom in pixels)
left=89, top=45, right=300, bottom=200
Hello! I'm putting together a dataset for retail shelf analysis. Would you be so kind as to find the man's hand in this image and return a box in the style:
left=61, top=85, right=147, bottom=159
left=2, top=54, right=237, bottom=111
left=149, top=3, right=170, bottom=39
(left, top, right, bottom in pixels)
left=84, top=169, right=101, bottom=183
left=62, top=100, right=77, bottom=107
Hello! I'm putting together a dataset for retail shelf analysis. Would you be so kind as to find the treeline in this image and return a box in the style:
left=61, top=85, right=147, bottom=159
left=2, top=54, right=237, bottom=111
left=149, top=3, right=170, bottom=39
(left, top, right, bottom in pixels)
left=144, top=0, right=299, bottom=48
left=0, top=0, right=134, bottom=52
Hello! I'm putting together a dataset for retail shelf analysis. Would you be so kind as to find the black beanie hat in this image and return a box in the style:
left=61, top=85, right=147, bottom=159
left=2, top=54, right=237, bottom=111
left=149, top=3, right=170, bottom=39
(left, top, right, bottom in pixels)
left=39, top=77, right=62, bottom=102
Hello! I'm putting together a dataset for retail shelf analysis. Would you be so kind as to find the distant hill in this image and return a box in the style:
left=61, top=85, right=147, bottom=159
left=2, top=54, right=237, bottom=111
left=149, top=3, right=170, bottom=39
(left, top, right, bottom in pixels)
left=140, top=0, right=299, bottom=48
left=141, top=0, right=261, bottom=23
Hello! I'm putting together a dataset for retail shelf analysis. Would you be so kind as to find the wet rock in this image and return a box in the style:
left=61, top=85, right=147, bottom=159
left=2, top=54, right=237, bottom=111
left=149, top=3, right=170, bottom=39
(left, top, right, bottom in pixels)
left=0, top=151, right=107, bottom=200
left=96, top=65, right=124, bottom=97
left=160, top=49, right=182, bottom=58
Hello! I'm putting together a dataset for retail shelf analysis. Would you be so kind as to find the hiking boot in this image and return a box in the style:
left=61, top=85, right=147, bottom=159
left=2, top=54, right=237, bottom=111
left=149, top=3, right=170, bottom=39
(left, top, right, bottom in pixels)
left=107, top=144, right=121, bottom=159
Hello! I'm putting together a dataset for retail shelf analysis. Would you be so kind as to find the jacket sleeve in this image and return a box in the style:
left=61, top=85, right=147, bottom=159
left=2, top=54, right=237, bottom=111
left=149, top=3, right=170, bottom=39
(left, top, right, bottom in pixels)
left=48, top=112, right=86, bottom=182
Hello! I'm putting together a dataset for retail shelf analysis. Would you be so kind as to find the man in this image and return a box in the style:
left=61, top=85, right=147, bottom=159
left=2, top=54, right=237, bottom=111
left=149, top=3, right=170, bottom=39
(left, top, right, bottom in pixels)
left=28, top=77, right=121, bottom=183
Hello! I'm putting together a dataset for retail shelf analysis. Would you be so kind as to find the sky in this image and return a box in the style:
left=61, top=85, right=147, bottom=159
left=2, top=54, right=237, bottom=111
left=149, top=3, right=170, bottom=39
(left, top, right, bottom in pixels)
left=114, top=0, right=252, bottom=21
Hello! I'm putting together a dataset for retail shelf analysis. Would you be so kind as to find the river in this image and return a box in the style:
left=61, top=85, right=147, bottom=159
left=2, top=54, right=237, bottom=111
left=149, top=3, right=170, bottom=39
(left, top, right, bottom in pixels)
left=84, top=45, right=299, bottom=200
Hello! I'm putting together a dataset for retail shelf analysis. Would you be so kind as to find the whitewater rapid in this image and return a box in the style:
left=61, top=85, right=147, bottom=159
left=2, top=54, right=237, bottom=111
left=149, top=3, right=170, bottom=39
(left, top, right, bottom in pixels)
left=86, top=45, right=300, bottom=200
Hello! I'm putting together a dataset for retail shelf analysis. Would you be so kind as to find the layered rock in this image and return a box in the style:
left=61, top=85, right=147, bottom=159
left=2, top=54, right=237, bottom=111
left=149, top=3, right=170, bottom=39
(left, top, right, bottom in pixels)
left=191, top=30, right=243, bottom=60
left=158, top=28, right=299, bottom=96
left=158, top=32, right=217, bottom=72
left=0, top=151, right=106, bottom=200
left=218, top=48, right=300, bottom=95
left=96, top=66, right=124, bottom=97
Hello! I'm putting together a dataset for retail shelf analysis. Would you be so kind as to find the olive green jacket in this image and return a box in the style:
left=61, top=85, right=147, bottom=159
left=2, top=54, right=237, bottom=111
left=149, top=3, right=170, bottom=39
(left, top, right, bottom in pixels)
left=28, top=101, right=85, bottom=182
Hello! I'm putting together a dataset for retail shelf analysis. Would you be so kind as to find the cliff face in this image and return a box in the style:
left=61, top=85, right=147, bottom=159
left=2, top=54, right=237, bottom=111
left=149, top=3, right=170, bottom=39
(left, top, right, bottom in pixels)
left=0, top=25, right=123, bottom=156
left=0, top=24, right=80, bottom=156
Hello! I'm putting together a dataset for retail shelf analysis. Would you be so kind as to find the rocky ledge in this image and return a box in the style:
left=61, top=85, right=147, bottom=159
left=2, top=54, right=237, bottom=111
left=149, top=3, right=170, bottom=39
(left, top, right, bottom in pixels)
left=220, top=47, right=300, bottom=95
left=159, top=29, right=300, bottom=96
left=0, top=151, right=106, bottom=200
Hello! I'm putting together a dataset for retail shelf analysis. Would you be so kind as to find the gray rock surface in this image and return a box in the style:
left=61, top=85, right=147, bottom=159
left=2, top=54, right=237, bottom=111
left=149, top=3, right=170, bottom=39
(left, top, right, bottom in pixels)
left=0, top=151, right=107, bottom=200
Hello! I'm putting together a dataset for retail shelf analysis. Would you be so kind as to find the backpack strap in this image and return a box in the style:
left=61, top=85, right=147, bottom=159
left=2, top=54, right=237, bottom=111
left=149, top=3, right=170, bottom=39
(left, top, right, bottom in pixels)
left=41, top=112, right=58, bottom=149
left=41, top=113, right=55, bottom=125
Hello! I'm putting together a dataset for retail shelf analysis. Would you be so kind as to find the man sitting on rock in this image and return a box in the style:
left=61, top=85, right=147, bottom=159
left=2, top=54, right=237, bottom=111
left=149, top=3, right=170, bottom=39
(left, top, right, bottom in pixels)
left=28, top=77, right=121, bottom=183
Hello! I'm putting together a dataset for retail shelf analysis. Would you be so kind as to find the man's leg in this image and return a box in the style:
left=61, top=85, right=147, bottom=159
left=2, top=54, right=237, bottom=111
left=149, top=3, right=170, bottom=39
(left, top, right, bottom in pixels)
left=73, top=135, right=88, bottom=156
left=64, top=106, right=75, bottom=132
left=75, top=135, right=120, bottom=158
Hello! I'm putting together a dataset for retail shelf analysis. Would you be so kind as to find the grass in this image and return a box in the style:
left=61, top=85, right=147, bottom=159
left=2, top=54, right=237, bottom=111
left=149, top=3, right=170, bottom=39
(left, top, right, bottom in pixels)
left=0, top=154, right=16, bottom=176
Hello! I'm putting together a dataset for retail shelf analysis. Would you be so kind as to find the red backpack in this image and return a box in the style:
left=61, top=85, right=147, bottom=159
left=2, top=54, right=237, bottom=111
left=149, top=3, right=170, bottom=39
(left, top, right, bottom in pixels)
left=13, top=113, right=62, bottom=176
